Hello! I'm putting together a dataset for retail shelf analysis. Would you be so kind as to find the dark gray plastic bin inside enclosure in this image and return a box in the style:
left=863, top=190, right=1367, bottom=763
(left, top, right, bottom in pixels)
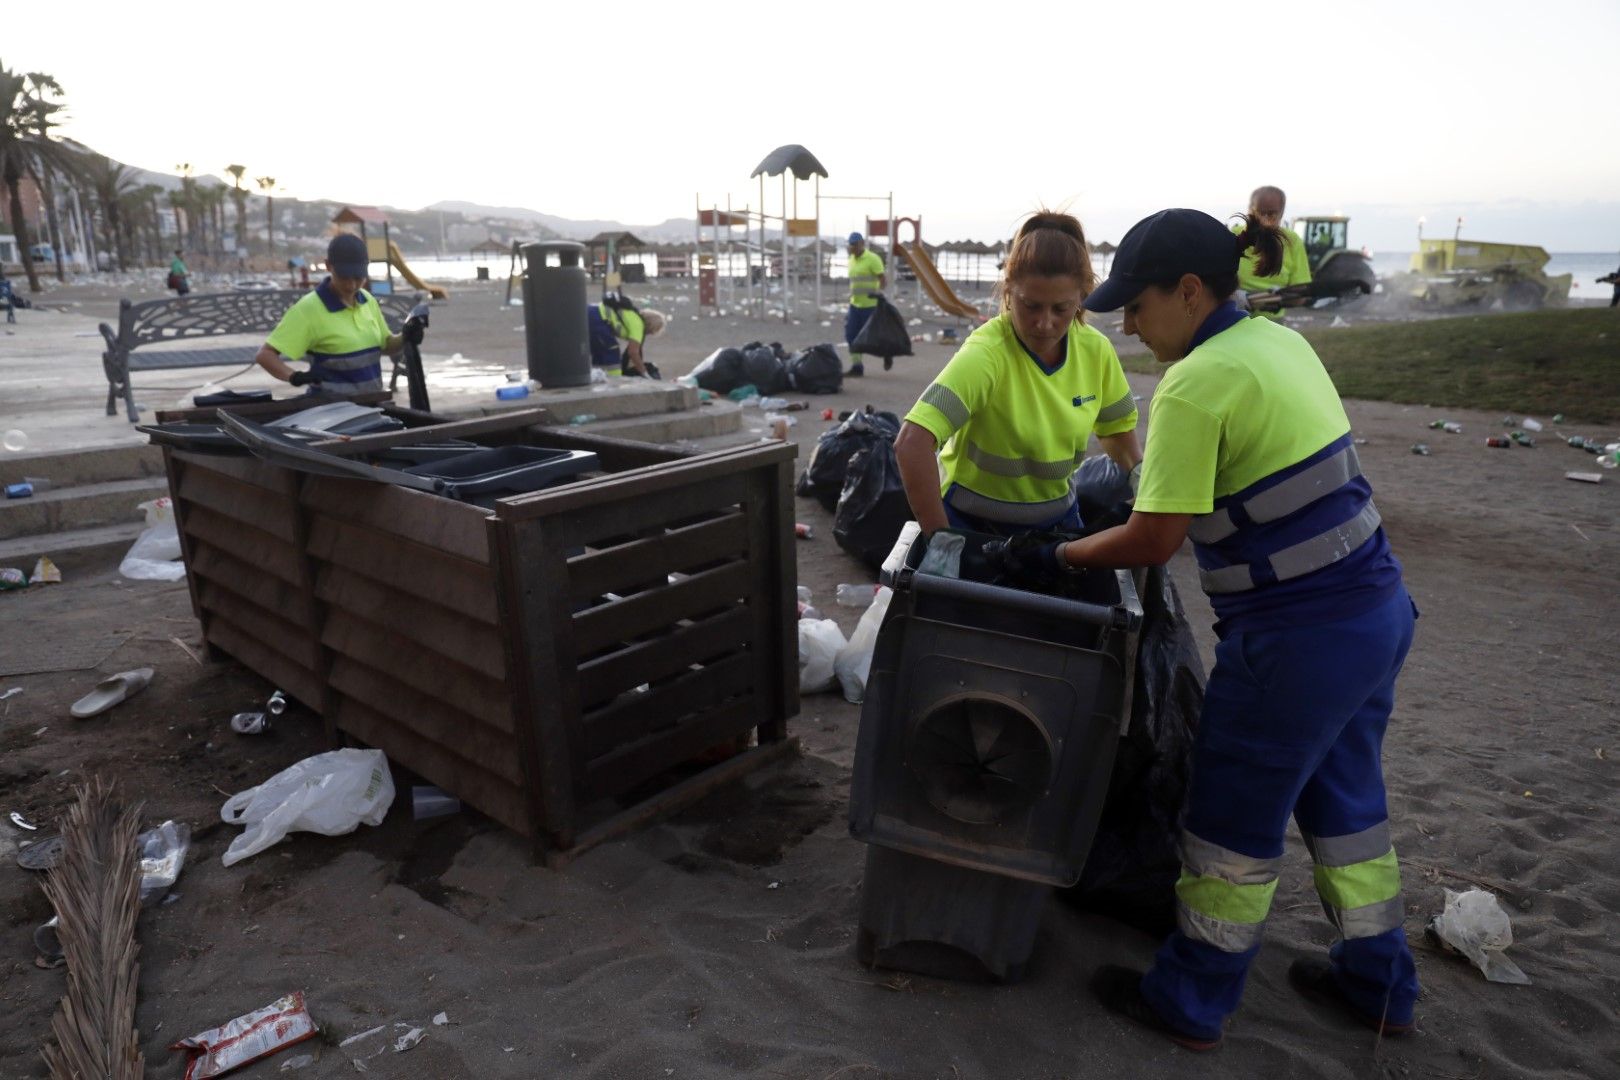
left=850, top=528, right=1143, bottom=888
left=522, top=240, right=590, bottom=388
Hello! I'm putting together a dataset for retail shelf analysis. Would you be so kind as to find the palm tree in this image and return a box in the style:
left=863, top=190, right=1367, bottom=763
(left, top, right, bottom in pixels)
left=22, top=71, right=68, bottom=281
left=175, top=161, right=196, bottom=251
left=78, top=153, right=137, bottom=270
left=228, top=163, right=249, bottom=254
left=256, top=175, right=276, bottom=255
left=0, top=62, right=77, bottom=292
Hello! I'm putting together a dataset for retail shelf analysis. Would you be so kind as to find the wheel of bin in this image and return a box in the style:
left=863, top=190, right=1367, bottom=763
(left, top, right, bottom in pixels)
left=906, top=697, right=1054, bottom=826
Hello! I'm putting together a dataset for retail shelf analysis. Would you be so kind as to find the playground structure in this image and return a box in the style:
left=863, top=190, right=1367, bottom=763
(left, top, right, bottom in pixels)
left=695, top=144, right=987, bottom=325
left=331, top=206, right=450, bottom=300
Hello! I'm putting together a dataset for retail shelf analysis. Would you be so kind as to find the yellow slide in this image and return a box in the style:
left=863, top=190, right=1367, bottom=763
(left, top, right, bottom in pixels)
left=385, top=240, right=449, bottom=299
left=900, top=241, right=983, bottom=321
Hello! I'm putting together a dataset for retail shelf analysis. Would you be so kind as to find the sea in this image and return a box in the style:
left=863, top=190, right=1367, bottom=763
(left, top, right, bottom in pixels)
left=396, top=250, right=1620, bottom=298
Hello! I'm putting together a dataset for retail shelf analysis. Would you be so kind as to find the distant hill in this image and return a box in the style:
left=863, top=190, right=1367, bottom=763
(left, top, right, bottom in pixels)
left=428, top=201, right=697, bottom=244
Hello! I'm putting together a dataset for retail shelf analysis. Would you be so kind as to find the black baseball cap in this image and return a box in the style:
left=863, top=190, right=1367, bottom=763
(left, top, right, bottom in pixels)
left=1083, top=208, right=1239, bottom=312
left=327, top=233, right=370, bottom=279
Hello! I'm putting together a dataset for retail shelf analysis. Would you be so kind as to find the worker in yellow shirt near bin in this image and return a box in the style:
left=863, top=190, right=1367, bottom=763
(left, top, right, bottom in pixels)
left=844, top=232, right=888, bottom=377
left=1235, top=185, right=1311, bottom=317
left=894, top=211, right=1141, bottom=536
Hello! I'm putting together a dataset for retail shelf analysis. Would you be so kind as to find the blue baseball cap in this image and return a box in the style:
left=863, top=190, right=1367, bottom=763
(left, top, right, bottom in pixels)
left=847, top=232, right=864, bottom=244
left=1083, top=208, right=1239, bottom=312
left=326, top=233, right=370, bottom=279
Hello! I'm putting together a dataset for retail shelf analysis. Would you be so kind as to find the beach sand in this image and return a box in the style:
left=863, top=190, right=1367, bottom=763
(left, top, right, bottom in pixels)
left=0, top=275, right=1616, bottom=1078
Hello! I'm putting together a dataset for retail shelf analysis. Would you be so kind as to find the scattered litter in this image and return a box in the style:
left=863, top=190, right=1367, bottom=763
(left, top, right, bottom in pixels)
left=33, top=725, right=47, bottom=736
left=17, top=833, right=64, bottom=869
left=138, top=820, right=191, bottom=903
left=10, top=811, right=37, bottom=830
left=70, top=667, right=155, bottom=719
left=120, top=497, right=186, bottom=581
left=338, top=1024, right=387, bottom=1048
left=266, top=690, right=288, bottom=717
left=1329, top=315, right=1350, bottom=328
left=1485, top=436, right=1512, bottom=448
left=170, top=992, right=319, bottom=1079
left=33, top=916, right=62, bottom=966
left=1426, top=888, right=1531, bottom=985
left=767, top=881, right=781, bottom=890
left=798, top=619, right=847, bottom=694
left=835, top=583, right=877, bottom=607
left=219, top=748, right=395, bottom=866
left=280, top=1054, right=315, bottom=1071
left=2, top=429, right=27, bottom=452
left=29, top=556, right=60, bottom=583
left=0, top=567, right=25, bottom=590
left=0, top=687, right=20, bottom=700
left=1521, top=417, right=1543, bottom=432
left=794, top=523, right=814, bottom=540
left=411, top=785, right=461, bottom=821
left=432, top=1012, right=450, bottom=1026
left=835, top=586, right=894, bottom=704
left=171, top=636, right=204, bottom=665
left=1571, top=525, right=1592, bottom=541
left=1411, top=444, right=1431, bottom=456
left=567, top=414, right=596, bottom=425
left=230, top=712, right=269, bottom=735
left=393, top=1028, right=425, bottom=1053
left=1566, top=472, right=1603, bottom=484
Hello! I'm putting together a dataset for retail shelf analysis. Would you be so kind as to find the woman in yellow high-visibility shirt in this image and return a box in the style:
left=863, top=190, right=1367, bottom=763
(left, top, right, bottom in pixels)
left=894, top=210, right=1141, bottom=538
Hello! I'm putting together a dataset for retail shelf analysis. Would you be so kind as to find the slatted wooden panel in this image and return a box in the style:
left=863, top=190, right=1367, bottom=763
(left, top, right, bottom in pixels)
left=299, top=472, right=530, bottom=837
left=499, top=441, right=800, bottom=855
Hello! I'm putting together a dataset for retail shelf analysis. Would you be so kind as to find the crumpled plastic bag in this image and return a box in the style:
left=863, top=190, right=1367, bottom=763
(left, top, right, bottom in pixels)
left=798, top=618, right=848, bottom=694
left=835, top=585, right=894, bottom=704
left=220, top=748, right=395, bottom=866
left=120, top=497, right=187, bottom=581
left=1428, top=887, right=1531, bottom=984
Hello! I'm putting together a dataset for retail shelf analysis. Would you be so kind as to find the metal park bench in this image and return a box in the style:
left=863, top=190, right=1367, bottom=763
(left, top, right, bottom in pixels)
left=100, top=288, right=424, bottom=422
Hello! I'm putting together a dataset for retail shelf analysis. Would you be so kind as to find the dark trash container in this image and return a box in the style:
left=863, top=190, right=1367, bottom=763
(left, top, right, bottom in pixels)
left=521, top=241, right=590, bottom=388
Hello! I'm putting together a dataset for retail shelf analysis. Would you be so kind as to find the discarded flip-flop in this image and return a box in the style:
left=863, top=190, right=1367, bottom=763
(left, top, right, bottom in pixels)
left=69, top=667, right=154, bottom=719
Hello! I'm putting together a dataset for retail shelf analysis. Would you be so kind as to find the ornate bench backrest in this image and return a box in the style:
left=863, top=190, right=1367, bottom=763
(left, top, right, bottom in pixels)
left=116, top=289, right=422, bottom=349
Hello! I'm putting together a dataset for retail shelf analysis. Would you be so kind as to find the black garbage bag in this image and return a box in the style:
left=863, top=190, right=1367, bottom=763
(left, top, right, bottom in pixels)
left=1071, top=454, right=1134, bottom=533
left=795, top=408, right=902, bottom=511
left=1056, top=563, right=1203, bottom=937
left=850, top=295, right=914, bottom=359
left=691, top=347, right=746, bottom=394
left=833, top=442, right=913, bottom=571
left=785, top=343, right=843, bottom=394
left=741, top=342, right=791, bottom=395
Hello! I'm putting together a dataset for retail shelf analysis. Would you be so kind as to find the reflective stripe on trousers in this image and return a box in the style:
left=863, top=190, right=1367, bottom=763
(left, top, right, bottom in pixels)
left=1174, top=830, right=1282, bottom=953
left=1303, top=822, right=1406, bottom=938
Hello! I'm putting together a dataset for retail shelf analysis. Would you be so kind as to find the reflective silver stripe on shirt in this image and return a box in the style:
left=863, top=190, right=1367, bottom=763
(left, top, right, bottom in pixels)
left=1199, top=501, right=1382, bottom=594
left=1188, top=444, right=1365, bottom=544
left=963, top=440, right=1086, bottom=481
left=918, top=383, right=971, bottom=432
left=1177, top=902, right=1267, bottom=953
left=1323, top=893, right=1406, bottom=940
left=1180, top=830, right=1283, bottom=886
left=1094, top=391, right=1137, bottom=425
left=1302, top=822, right=1392, bottom=867
left=946, top=485, right=1075, bottom=526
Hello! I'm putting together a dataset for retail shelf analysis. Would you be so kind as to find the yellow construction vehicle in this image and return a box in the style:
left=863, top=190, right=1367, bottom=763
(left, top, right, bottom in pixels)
left=1386, top=239, right=1570, bottom=310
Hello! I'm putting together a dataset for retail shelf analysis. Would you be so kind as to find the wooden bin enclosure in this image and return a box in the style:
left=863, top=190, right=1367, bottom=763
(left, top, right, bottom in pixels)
left=156, top=401, right=799, bottom=865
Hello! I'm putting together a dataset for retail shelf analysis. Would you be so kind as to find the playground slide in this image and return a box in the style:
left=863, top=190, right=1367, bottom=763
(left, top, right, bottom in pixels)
left=386, top=240, right=449, bottom=299
left=900, top=241, right=984, bottom=321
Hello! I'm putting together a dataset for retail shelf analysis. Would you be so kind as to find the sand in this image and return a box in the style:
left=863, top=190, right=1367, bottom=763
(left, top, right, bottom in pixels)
left=0, top=274, right=1617, bottom=1078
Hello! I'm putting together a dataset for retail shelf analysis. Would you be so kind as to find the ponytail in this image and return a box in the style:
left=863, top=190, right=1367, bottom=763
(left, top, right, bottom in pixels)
left=1233, top=212, right=1285, bottom=279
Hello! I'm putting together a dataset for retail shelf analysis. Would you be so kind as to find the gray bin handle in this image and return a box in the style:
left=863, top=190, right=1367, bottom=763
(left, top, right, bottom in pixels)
left=909, top=571, right=1141, bottom=630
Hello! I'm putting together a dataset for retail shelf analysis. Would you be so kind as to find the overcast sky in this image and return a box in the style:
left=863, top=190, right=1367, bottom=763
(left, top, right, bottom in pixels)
left=17, top=0, right=1620, bottom=251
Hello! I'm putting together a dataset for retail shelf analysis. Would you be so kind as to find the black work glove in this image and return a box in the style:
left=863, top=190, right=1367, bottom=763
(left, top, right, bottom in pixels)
left=982, top=531, right=1068, bottom=589
left=402, top=315, right=426, bottom=346
left=288, top=370, right=319, bottom=387
left=642, top=361, right=662, bottom=380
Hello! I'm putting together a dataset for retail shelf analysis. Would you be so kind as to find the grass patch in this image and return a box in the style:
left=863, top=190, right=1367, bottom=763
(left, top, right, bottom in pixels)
left=1118, top=308, right=1620, bottom=425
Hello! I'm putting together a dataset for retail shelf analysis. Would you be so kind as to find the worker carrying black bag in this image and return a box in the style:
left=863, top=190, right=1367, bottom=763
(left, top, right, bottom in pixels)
left=849, top=294, right=913, bottom=367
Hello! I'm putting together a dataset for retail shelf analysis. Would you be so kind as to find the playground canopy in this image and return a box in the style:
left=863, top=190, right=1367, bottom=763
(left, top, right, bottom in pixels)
left=750, top=145, right=828, bottom=180
left=333, top=205, right=390, bottom=226
left=470, top=238, right=508, bottom=256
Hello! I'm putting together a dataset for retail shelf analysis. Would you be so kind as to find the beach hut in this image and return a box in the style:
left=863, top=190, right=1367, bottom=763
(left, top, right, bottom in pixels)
left=585, top=231, right=649, bottom=283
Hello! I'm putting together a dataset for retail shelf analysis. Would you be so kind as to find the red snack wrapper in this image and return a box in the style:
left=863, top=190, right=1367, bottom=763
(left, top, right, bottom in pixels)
left=171, top=991, right=318, bottom=1079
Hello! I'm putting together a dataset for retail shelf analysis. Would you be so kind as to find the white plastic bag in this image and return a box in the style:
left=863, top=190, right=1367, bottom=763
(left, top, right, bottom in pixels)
left=835, top=585, right=893, bottom=704
left=1429, top=887, right=1531, bottom=984
left=798, top=618, right=848, bottom=694
left=119, top=497, right=187, bottom=581
left=220, top=748, right=395, bottom=866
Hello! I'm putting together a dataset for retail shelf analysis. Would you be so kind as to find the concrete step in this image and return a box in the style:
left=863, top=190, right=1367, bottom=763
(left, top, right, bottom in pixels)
left=0, top=520, right=145, bottom=572
left=571, top=401, right=742, bottom=444
left=0, top=476, right=169, bottom=541
left=0, top=443, right=166, bottom=488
